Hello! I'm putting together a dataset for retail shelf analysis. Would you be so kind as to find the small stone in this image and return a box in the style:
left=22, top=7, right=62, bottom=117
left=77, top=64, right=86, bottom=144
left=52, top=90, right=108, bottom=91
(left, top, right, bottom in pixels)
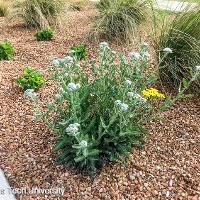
left=144, top=183, right=148, bottom=187
left=100, top=193, right=106, bottom=198
left=154, top=190, right=158, bottom=195
left=129, top=175, right=135, bottom=181
left=169, top=179, right=173, bottom=187
left=99, top=188, right=104, bottom=193
left=166, top=191, right=170, bottom=198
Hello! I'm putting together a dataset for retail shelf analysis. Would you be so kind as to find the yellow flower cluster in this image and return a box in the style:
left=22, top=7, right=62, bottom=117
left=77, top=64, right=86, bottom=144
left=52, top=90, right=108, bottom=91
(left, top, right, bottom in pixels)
left=142, top=88, right=165, bottom=98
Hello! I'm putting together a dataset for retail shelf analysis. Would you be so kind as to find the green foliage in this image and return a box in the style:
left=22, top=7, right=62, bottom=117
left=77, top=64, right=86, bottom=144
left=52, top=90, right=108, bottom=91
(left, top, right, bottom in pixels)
left=0, top=40, right=15, bottom=60
left=35, top=42, right=167, bottom=174
left=35, top=28, right=54, bottom=41
left=69, top=44, right=87, bottom=60
left=16, top=67, right=45, bottom=91
left=34, top=42, right=198, bottom=175
left=94, top=0, right=149, bottom=41
left=154, top=7, right=200, bottom=93
left=14, top=0, right=64, bottom=28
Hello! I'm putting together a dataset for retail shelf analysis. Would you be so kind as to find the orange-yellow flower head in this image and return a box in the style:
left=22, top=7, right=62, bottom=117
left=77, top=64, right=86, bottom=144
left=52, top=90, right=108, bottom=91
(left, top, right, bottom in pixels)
left=142, top=88, right=165, bottom=99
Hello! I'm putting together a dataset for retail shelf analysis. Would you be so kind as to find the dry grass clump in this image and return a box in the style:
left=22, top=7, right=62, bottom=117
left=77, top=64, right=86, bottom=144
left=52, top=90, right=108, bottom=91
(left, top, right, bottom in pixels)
left=0, top=0, right=11, bottom=16
left=13, top=0, right=65, bottom=28
left=94, top=0, right=150, bottom=42
left=154, top=6, right=200, bottom=93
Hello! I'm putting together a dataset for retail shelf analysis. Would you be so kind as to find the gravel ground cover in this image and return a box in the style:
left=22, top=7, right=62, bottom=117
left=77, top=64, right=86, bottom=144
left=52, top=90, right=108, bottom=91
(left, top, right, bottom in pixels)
left=0, top=8, right=200, bottom=200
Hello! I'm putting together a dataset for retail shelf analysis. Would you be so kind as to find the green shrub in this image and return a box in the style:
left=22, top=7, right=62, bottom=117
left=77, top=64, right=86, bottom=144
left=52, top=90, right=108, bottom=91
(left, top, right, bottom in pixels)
left=0, top=1, right=9, bottom=16
left=0, top=40, right=15, bottom=60
left=14, top=0, right=64, bottom=28
left=94, top=0, right=149, bottom=41
left=69, top=44, right=87, bottom=60
left=34, top=42, right=166, bottom=174
left=154, top=7, right=200, bottom=93
left=33, top=42, right=199, bottom=175
left=35, top=28, right=54, bottom=41
left=16, top=67, right=45, bottom=91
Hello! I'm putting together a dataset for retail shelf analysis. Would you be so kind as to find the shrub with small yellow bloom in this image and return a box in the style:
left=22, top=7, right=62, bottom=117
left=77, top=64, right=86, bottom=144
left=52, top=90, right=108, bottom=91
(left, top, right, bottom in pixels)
left=142, top=88, right=165, bottom=98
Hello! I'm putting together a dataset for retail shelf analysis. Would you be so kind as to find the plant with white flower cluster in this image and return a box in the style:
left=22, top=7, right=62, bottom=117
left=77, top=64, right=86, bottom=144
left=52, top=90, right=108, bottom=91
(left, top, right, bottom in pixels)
left=67, top=83, right=81, bottom=92
left=66, top=123, right=80, bottom=136
left=114, top=100, right=129, bottom=111
left=24, top=89, right=37, bottom=101
left=36, top=42, right=183, bottom=175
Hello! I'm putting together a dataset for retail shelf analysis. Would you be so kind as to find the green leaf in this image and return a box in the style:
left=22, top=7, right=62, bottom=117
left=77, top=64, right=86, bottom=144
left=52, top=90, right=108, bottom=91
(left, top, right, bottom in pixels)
left=74, top=156, right=85, bottom=163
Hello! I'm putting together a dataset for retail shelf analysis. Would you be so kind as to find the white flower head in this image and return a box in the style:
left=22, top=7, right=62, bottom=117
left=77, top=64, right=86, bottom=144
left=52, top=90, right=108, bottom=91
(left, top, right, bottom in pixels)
left=24, top=89, right=37, bottom=100
left=59, top=87, right=65, bottom=94
left=127, top=92, right=134, bottom=97
left=111, top=51, right=117, bottom=55
left=69, top=49, right=76, bottom=55
left=142, top=42, right=148, bottom=48
left=115, top=100, right=129, bottom=111
left=79, top=140, right=88, bottom=148
left=64, top=56, right=73, bottom=64
left=67, top=82, right=81, bottom=92
left=125, top=79, right=132, bottom=85
left=119, top=103, right=129, bottom=111
left=99, top=42, right=109, bottom=49
left=163, top=48, right=173, bottom=53
left=64, top=73, right=69, bottom=77
left=54, top=94, right=62, bottom=101
left=114, top=100, right=122, bottom=106
left=129, top=52, right=141, bottom=60
left=52, top=59, right=60, bottom=66
left=133, top=93, right=147, bottom=103
left=66, top=123, right=80, bottom=136
left=196, top=65, right=200, bottom=72
left=76, top=83, right=81, bottom=89
left=143, top=52, right=150, bottom=59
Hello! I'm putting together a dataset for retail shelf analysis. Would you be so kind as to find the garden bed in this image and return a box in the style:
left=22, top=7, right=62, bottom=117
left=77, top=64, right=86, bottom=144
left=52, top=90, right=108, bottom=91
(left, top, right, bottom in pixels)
left=0, top=8, right=200, bottom=200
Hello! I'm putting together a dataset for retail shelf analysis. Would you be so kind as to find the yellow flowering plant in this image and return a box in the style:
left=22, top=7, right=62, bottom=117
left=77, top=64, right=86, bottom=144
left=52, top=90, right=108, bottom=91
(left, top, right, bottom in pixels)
left=142, top=88, right=165, bottom=99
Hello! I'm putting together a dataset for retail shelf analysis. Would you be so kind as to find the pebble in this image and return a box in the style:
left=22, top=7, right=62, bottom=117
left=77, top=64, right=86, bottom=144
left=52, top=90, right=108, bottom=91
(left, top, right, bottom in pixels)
left=129, top=175, right=135, bottom=181
left=169, top=179, right=173, bottom=187
left=166, top=191, right=170, bottom=198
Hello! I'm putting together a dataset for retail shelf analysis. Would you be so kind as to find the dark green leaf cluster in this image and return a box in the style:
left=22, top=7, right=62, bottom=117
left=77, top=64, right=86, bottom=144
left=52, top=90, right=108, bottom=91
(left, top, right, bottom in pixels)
left=35, top=28, right=54, bottom=41
left=16, top=67, right=45, bottom=91
left=69, top=44, right=88, bottom=61
left=0, top=40, right=15, bottom=60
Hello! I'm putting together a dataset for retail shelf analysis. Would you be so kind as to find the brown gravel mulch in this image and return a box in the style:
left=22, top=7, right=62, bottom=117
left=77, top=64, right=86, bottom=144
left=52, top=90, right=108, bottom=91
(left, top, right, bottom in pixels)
left=0, top=8, right=200, bottom=200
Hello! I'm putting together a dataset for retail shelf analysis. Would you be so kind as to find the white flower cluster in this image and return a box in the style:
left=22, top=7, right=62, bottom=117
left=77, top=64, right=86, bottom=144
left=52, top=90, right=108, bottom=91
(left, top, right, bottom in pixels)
left=142, top=52, right=150, bottom=59
left=163, top=48, right=173, bottom=53
left=99, top=42, right=109, bottom=49
left=129, top=52, right=141, bottom=60
left=114, top=100, right=129, bottom=111
left=196, top=65, right=200, bottom=72
left=66, top=123, right=80, bottom=136
left=129, top=51, right=150, bottom=60
left=54, top=94, right=62, bottom=102
left=52, top=56, right=74, bottom=66
left=142, top=42, right=148, bottom=48
left=67, top=83, right=81, bottom=92
left=127, top=92, right=147, bottom=103
left=125, top=79, right=132, bottom=85
left=79, top=140, right=88, bottom=148
left=24, top=89, right=37, bottom=101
